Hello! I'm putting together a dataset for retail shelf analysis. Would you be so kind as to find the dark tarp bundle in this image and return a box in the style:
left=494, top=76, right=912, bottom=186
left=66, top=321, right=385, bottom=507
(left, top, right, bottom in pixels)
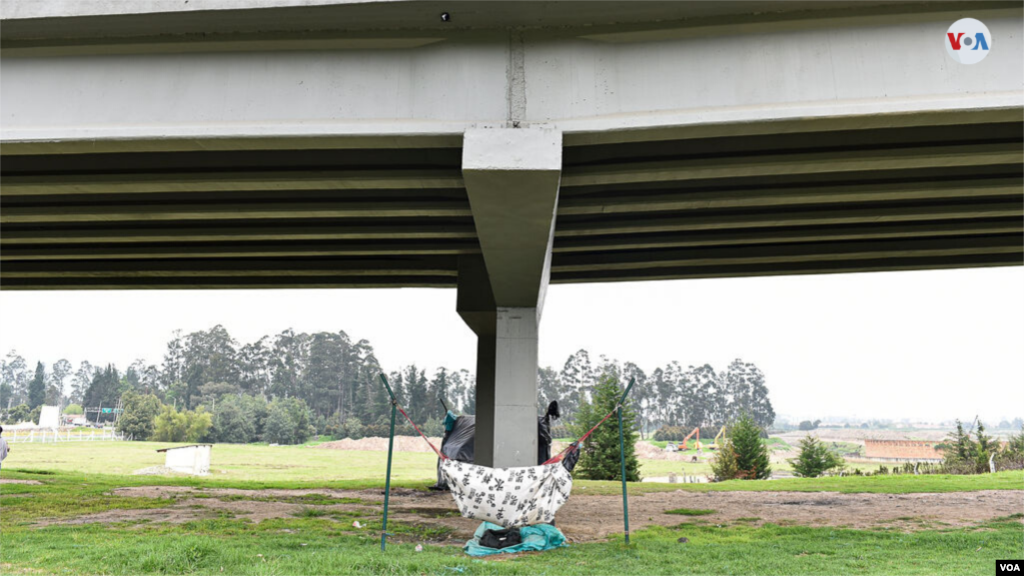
left=431, top=401, right=577, bottom=490
left=464, top=522, right=567, bottom=557
left=480, top=526, right=522, bottom=549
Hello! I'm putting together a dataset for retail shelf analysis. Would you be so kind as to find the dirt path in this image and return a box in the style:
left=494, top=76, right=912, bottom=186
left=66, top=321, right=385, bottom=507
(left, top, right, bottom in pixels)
left=36, top=485, right=1009, bottom=541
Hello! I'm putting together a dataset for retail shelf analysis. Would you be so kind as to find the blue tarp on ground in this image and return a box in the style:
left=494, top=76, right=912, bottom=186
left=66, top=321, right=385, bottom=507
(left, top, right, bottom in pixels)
left=463, top=522, right=567, bottom=557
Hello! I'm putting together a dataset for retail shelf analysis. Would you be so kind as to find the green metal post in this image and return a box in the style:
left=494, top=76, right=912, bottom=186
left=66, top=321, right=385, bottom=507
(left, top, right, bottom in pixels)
left=618, top=404, right=630, bottom=545
left=618, top=377, right=635, bottom=545
left=379, top=375, right=399, bottom=551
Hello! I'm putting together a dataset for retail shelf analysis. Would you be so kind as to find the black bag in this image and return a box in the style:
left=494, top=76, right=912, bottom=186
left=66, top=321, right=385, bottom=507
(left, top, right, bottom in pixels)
left=479, top=527, right=522, bottom=549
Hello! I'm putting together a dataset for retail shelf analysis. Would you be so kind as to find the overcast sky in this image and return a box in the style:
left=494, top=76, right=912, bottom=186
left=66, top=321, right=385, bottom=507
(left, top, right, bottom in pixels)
left=1, top=267, right=1022, bottom=423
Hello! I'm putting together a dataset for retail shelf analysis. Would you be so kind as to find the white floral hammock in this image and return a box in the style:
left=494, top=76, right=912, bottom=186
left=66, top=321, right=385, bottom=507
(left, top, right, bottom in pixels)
left=439, top=459, right=573, bottom=528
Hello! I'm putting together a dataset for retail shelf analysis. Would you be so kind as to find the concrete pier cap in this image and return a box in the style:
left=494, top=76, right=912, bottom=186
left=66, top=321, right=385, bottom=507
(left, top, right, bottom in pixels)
left=459, top=126, right=562, bottom=468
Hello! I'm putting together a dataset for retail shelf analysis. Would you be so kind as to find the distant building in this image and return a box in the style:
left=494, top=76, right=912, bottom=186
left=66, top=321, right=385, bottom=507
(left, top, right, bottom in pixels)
left=156, top=445, right=212, bottom=475
left=864, top=440, right=943, bottom=462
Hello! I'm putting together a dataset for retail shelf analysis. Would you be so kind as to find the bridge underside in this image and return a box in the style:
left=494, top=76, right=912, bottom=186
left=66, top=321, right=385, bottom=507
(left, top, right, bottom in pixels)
left=2, top=0, right=1023, bottom=467
left=3, top=118, right=1022, bottom=289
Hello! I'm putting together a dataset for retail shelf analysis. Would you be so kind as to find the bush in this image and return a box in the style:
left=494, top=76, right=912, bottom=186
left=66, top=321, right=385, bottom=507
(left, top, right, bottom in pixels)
left=116, top=391, right=162, bottom=440
left=789, top=435, right=845, bottom=478
left=260, top=398, right=314, bottom=445
left=152, top=405, right=211, bottom=443
left=4, top=404, right=31, bottom=425
left=324, top=413, right=344, bottom=438
left=211, top=396, right=256, bottom=444
left=710, top=437, right=740, bottom=481
left=63, top=404, right=84, bottom=415
left=422, top=417, right=443, bottom=438
left=940, top=418, right=1001, bottom=474
left=343, top=417, right=364, bottom=440
left=264, top=403, right=297, bottom=444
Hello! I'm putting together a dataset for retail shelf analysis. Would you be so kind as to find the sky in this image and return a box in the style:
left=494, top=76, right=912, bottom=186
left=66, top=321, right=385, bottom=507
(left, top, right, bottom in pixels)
left=1, top=266, right=1022, bottom=424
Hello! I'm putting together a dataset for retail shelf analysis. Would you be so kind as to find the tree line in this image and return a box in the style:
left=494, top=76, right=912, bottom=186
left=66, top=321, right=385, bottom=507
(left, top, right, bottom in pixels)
left=0, top=325, right=775, bottom=441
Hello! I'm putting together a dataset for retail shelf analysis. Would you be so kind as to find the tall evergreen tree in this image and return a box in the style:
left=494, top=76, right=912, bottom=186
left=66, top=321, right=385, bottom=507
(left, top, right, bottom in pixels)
left=729, top=413, right=772, bottom=480
left=537, top=366, right=560, bottom=408
left=28, top=361, right=46, bottom=408
left=430, top=367, right=452, bottom=416
left=83, top=365, right=121, bottom=421
left=71, top=361, right=94, bottom=405
left=723, top=359, right=775, bottom=429
left=2, top=352, right=29, bottom=406
left=559, top=349, right=594, bottom=422
left=51, top=359, right=73, bottom=406
left=572, top=373, right=640, bottom=482
left=404, top=365, right=428, bottom=422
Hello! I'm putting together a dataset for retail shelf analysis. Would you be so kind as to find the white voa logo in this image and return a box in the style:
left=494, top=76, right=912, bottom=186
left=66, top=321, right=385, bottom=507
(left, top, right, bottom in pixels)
left=945, top=18, right=991, bottom=64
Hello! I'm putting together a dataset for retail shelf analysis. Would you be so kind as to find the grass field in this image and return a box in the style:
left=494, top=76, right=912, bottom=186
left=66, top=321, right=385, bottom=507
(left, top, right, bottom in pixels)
left=6, top=441, right=1019, bottom=494
left=2, top=442, right=1022, bottom=575
left=4, top=512, right=1021, bottom=576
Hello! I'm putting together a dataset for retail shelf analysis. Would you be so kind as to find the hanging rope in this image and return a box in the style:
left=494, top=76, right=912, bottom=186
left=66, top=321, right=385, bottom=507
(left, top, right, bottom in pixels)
left=377, top=374, right=446, bottom=460
left=542, top=403, right=621, bottom=465
left=394, top=401, right=447, bottom=460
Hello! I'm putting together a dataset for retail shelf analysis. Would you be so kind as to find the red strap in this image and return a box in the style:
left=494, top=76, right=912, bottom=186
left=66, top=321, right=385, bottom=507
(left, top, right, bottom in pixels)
left=395, top=403, right=447, bottom=460
left=543, top=405, right=620, bottom=465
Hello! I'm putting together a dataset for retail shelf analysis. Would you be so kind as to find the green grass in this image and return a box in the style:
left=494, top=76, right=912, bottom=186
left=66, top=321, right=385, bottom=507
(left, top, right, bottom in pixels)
left=3, top=511, right=1021, bottom=575
left=4, top=441, right=1021, bottom=495
left=3, top=441, right=437, bottom=482
left=664, top=508, right=716, bottom=516
left=2, top=447, right=1023, bottom=576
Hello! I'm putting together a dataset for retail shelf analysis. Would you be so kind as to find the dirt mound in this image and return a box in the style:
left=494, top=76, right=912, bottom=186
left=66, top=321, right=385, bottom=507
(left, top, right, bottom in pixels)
left=315, top=436, right=443, bottom=453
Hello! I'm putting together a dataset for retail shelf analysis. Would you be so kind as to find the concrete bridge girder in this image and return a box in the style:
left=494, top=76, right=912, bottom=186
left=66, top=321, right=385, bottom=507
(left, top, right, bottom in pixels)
left=2, top=8, right=1022, bottom=152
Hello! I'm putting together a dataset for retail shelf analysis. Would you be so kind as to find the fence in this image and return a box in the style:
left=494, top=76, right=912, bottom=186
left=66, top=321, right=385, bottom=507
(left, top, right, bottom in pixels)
left=5, top=427, right=129, bottom=444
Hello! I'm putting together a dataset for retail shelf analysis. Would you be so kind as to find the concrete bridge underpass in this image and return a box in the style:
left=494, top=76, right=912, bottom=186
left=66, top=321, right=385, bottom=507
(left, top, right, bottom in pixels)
left=1, top=0, right=1022, bottom=467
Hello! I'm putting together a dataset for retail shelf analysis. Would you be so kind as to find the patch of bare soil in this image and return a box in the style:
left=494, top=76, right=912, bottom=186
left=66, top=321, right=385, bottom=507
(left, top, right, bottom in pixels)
left=559, top=490, right=1024, bottom=540
left=40, top=485, right=1021, bottom=542
left=0, top=479, right=42, bottom=485
left=315, top=436, right=443, bottom=453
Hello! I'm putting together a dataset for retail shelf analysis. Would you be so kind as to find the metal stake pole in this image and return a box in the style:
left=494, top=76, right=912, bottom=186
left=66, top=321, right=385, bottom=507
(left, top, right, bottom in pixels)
left=378, top=374, right=400, bottom=552
left=381, top=399, right=397, bottom=551
left=618, top=404, right=630, bottom=545
left=616, top=377, right=636, bottom=546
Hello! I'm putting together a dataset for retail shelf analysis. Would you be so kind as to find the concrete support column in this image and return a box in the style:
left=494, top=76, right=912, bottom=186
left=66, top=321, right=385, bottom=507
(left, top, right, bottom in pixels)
left=459, top=126, right=562, bottom=468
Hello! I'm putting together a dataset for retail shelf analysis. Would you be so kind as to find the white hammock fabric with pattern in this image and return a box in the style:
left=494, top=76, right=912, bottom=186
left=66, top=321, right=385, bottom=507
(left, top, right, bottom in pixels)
left=439, top=458, right=573, bottom=528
